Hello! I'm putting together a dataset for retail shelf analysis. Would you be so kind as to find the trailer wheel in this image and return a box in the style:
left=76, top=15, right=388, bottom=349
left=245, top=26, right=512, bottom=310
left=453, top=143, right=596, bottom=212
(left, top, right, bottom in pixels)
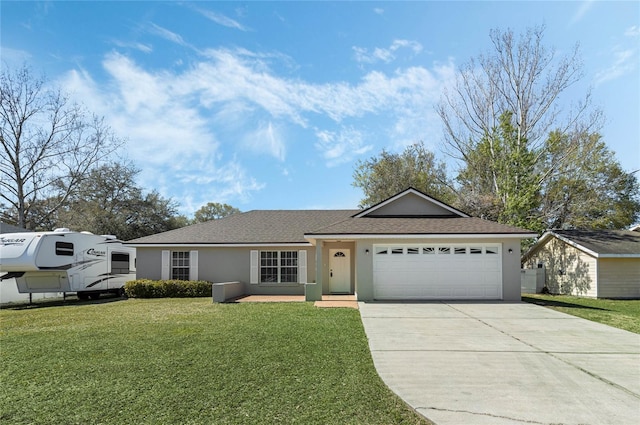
left=118, top=287, right=127, bottom=298
left=88, top=293, right=101, bottom=300
left=77, top=292, right=90, bottom=301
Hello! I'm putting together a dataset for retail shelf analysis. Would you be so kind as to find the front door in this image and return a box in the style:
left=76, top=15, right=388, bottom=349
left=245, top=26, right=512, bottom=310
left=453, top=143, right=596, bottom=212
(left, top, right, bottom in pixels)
left=329, top=249, right=350, bottom=293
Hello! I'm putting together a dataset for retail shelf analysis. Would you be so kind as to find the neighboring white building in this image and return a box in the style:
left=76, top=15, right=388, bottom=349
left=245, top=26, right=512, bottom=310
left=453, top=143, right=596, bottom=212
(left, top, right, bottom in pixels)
left=522, top=229, right=640, bottom=299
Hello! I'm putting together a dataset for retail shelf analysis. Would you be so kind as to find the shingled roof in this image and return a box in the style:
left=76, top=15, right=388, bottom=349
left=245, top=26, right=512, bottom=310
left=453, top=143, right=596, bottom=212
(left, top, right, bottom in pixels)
left=306, top=216, right=534, bottom=236
left=544, top=229, right=640, bottom=256
left=128, top=209, right=536, bottom=246
left=127, top=210, right=358, bottom=245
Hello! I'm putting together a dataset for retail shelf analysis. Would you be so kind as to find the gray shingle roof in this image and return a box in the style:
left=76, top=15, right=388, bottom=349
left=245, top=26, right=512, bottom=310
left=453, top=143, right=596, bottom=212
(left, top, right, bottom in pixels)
left=127, top=210, right=535, bottom=245
left=127, top=210, right=359, bottom=244
left=552, top=230, right=640, bottom=255
left=306, top=217, right=535, bottom=235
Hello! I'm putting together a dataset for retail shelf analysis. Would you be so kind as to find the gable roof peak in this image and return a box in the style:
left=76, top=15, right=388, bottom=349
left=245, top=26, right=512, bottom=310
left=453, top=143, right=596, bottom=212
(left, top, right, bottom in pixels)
left=354, top=187, right=469, bottom=218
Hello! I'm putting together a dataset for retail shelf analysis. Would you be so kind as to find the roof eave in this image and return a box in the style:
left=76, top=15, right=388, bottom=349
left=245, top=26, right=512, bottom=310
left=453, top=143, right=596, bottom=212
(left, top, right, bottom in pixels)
left=304, top=233, right=537, bottom=240
left=126, top=242, right=313, bottom=248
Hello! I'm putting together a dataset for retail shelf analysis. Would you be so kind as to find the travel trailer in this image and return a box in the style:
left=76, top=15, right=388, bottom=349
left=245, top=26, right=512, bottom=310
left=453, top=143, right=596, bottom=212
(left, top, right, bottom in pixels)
left=0, top=228, right=136, bottom=300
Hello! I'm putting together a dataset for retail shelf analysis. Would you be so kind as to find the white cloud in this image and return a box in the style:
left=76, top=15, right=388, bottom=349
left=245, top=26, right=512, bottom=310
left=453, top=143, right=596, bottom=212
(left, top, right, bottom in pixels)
left=569, top=0, right=595, bottom=26
left=242, top=121, right=287, bottom=161
left=111, top=39, right=153, bottom=53
left=373, top=8, right=384, bottom=15
left=593, top=27, right=639, bottom=86
left=59, top=52, right=264, bottom=215
left=315, top=127, right=373, bottom=167
left=594, top=48, right=637, bottom=86
left=625, top=25, right=640, bottom=37
left=191, top=5, right=250, bottom=31
left=0, top=46, right=32, bottom=65
left=353, top=39, right=423, bottom=64
left=56, top=45, right=452, bottom=211
left=148, top=23, right=191, bottom=48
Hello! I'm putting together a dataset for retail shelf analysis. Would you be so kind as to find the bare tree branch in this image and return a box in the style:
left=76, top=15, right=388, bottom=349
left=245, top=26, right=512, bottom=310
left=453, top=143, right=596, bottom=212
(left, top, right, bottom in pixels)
left=1, top=64, right=123, bottom=229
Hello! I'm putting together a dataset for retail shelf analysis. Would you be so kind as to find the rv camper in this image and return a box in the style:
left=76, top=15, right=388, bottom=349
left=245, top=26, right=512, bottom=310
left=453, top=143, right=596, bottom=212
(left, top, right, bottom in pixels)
left=0, top=228, right=136, bottom=300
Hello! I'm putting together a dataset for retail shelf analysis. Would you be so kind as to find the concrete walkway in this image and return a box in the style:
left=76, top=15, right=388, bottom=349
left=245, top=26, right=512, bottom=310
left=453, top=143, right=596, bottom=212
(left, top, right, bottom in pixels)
left=359, top=301, right=640, bottom=425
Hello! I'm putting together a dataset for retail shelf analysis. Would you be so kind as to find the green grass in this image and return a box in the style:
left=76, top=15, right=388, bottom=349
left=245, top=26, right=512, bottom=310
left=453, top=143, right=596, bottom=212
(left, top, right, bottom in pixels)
left=522, top=294, right=640, bottom=334
left=0, top=298, right=430, bottom=425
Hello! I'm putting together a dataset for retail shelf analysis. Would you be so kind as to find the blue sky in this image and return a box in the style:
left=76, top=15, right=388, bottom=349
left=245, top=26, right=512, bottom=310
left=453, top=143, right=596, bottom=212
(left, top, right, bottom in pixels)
left=2, top=1, right=639, bottom=216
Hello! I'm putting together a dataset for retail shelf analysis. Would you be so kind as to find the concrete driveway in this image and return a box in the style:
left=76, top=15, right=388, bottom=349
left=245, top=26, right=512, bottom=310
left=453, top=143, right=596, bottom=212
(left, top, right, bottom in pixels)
left=359, top=301, right=640, bottom=425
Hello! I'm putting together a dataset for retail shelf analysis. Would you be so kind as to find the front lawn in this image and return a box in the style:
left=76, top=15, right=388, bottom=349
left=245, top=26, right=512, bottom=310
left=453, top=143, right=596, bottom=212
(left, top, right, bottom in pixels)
left=0, top=298, right=430, bottom=424
left=522, top=294, right=640, bottom=334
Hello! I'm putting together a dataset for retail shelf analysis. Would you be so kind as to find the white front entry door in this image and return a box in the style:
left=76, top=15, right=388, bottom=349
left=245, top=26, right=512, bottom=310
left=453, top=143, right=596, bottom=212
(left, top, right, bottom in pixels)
left=329, top=249, right=351, bottom=293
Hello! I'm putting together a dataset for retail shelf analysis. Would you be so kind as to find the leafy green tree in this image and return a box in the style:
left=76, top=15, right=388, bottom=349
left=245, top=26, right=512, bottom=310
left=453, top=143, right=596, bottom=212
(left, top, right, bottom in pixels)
left=435, top=25, right=638, bottom=231
left=539, top=131, right=639, bottom=229
left=55, top=162, right=186, bottom=240
left=192, top=202, right=241, bottom=223
left=457, top=111, right=543, bottom=231
left=352, top=142, right=455, bottom=208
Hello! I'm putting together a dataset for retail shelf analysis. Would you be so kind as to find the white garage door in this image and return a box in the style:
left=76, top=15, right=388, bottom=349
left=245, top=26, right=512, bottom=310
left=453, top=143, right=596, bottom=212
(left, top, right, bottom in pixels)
left=373, top=244, right=502, bottom=300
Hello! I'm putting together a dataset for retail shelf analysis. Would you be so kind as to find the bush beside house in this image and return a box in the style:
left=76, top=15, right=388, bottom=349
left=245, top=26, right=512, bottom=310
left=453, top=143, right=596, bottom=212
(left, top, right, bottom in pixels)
left=125, top=279, right=212, bottom=298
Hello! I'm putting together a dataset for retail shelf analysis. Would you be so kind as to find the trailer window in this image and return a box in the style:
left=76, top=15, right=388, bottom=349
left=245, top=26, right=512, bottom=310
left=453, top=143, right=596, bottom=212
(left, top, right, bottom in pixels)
left=111, top=253, right=130, bottom=274
left=55, top=242, right=74, bottom=256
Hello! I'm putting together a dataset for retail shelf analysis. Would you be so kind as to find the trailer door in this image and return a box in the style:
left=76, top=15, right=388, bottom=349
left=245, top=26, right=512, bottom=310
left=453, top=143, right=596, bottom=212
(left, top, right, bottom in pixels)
left=109, top=252, right=131, bottom=289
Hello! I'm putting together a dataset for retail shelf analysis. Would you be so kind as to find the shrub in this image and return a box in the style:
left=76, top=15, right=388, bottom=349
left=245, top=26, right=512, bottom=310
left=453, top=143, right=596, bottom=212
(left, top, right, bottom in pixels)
left=125, top=279, right=212, bottom=298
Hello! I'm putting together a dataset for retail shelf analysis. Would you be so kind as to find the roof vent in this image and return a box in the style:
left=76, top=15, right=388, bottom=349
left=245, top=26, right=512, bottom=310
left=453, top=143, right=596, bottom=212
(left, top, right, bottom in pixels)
left=53, top=228, right=70, bottom=233
left=101, top=235, right=117, bottom=240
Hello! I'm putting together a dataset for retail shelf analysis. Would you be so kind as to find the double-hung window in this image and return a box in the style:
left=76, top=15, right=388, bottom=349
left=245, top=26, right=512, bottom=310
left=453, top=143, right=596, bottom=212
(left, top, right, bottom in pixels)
left=171, top=251, right=190, bottom=280
left=260, top=251, right=298, bottom=283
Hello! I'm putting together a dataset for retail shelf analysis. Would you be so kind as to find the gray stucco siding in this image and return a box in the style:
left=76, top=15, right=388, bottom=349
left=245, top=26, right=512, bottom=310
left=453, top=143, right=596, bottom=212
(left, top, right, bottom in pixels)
left=366, top=192, right=458, bottom=217
left=135, top=246, right=315, bottom=296
left=136, top=248, right=164, bottom=281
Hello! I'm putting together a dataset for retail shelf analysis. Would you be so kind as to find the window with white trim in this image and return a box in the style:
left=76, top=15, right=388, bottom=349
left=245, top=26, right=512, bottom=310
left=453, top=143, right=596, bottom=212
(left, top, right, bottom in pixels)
left=172, top=251, right=190, bottom=280
left=260, top=251, right=298, bottom=283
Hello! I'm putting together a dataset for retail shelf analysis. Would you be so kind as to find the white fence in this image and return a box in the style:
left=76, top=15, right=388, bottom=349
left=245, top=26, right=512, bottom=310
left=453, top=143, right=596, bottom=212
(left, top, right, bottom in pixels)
left=521, top=268, right=545, bottom=294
